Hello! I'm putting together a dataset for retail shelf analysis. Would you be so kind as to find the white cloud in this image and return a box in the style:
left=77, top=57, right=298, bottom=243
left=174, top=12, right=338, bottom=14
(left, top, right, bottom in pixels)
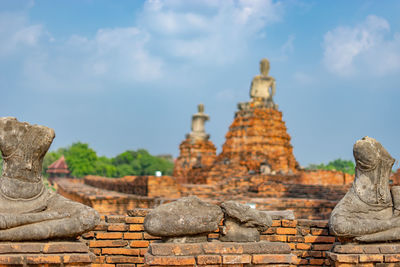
left=139, top=0, right=284, bottom=64
left=323, top=15, right=400, bottom=77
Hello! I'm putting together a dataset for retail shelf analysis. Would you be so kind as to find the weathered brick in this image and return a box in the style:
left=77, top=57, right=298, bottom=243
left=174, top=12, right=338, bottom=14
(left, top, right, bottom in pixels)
left=282, top=220, right=297, bottom=228
left=296, top=243, right=311, bottom=250
left=44, top=242, right=89, bottom=253
left=93, top=223, right=108, bottom=231
left=107, top=215, right=126, bottom=223
left=252, top=254, right=294, bottom=264
left=203, top=243, right=243, bottom=254
left=197, top=255, right=222, bottom=265
left=0, top=243, right=42, bottom=254
left=130, top=240, right=150, bottom=248
left=313, top=244, right=333, bottom=251
left=127, top=208, right=149, bottom=217
left=129, top=224, right=144, bottom=231
left=124, top=232, right=143, bottom=240
left=145, top=254, right=195, bottom=265
left=287, top=236, right=304, bottom=242
left=106, top=256, right=144, bottom=264
left=96, top=232, right=124, bottom=239
left=359, top=254, right=383, bottom=263
left=304, top=235, right=335, bottom=243
left=276, top=227, right=297, bottom=235
left=89, top=240, right=128, bottom=248
left=261, top=235, right=287, bottom=242
left=309, top=258, right=324, bottom=265
left=108, top=223, right=129, bottom=232
left=63, top=253, right=93, bottom=263
left=143, top=232, right=161, bottom=240
left=328, top=253, right=359, bottom=263
left=0, top=255, right=25, bottom=265
left=362, top=246, right=380, bottom=254
left=222, top=254, right=251, bottom=264
left=272, top=220, right=281, bottom=227
left=333, top=245, right=364, bottom=254
left=102, top=248, right=140, bottom=256
left=26, top=255, right=62, bottom=264
left=151, top=243, right=202, bottom=256
left=311, top=228, right=329, bottom=236
left=385, top=254, right=400, bottom=262
left=126, top=217, right=145, bottom=224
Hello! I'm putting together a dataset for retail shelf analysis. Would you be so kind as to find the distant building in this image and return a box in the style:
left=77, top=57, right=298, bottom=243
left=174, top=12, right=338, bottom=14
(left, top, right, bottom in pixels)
left=47, top=155, right=70, bottom=179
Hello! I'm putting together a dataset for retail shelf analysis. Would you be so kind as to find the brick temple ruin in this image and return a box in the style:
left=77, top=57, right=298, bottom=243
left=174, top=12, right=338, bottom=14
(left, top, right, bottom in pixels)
left=17, top=58, right=399, bottom=266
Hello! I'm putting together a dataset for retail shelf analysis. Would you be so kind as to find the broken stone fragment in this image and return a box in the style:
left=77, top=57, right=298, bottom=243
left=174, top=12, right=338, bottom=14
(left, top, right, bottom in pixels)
left=144, top=196, right=223, bottom=242
left=220, top=201, right=272, bottom=242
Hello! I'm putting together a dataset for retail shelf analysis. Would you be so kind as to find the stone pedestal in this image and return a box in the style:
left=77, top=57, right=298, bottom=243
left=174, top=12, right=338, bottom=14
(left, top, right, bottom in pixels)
left=0, top=241, right=94, bottom=266
left=145, top=241, right=297, bottom=266
left=328, top=243, right=400, bottom=266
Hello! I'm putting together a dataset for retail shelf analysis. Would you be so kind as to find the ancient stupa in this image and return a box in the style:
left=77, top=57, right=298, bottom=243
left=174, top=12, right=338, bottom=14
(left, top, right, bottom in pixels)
left=173, top=104, right=216, bottom=184
left=207, top=58, right=299, bottom=182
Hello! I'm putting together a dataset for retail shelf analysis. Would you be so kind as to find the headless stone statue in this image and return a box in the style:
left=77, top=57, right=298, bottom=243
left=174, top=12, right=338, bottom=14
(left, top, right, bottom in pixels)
left=186, top=104, right=210, bottom=142
left=250, top=58, right=276, bottom=103
left=0, top=117, right=99, bottom=241
left=329, top=136, right=400, bottom=242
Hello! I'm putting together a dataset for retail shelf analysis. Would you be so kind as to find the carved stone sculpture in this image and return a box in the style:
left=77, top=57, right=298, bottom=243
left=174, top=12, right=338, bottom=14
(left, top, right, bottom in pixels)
left=329, top=136, right=400, bottom=242
left=250, top=58, right=276, bottom=102
left=0, top=117, right=100, bottom=241
left=220, top=201, right=272, bottom=242
left=186, top=104, right=210, bottom=142
left=144, top=196, right=223, bottom=243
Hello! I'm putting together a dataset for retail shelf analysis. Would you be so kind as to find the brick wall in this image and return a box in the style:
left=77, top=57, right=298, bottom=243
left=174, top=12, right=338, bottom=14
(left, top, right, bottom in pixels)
left=82, top=208, right=338, bottom=266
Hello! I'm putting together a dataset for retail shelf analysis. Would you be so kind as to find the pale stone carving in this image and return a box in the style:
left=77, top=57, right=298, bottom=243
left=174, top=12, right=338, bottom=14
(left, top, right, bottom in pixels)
left=144, top=196, right=223, bottom=243
left=186, top=104, right=210, bottom=142
left=0, top=117, right=100, bottom=241
left=250, top=59, right=276, bottom=102
left=220, top=201, right=272, bottom=242
left=329, top=136, right=400, bottom=242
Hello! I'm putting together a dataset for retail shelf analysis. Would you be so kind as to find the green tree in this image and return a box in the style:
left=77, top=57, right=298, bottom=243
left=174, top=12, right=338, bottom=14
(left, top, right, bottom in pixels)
left=64, top=142, right=98, bottom=178
left=306, top=158, right=355, bottom=175
left=95, top=156, right=117, bottom=177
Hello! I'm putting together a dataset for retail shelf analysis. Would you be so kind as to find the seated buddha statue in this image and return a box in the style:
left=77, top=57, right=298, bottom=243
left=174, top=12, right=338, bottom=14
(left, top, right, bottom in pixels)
left=249, top=58, right=276, bottom=104
left=329, top=136, right=400, bottom=242
left=0, top=117, right=99, bottom=241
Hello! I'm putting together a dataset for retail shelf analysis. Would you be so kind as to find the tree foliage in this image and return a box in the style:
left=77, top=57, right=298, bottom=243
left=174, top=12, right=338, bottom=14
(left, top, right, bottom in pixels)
left=42, top=142, right=174, bottom=178
left=306, top=158, right=355, bottom=175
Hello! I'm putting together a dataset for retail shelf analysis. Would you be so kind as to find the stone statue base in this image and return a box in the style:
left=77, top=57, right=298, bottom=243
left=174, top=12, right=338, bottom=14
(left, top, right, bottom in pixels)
left=145, top=241, right=297, bottom=266
left=0, top=241, right=94, bottom=266
left=328, top=243, right=400, bottom=266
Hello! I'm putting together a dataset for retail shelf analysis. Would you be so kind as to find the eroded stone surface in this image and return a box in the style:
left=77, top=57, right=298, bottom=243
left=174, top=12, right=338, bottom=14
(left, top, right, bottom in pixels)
left=144, top=196, right=223, bottom=238
left=0, top=117, right=100, bottom=241
left=329, top=136, right=400, bottom=242
left=220, top=201, right=272, bottom=242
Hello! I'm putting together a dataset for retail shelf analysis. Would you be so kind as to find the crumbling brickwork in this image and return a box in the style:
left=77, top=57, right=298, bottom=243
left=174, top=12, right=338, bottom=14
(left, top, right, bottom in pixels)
left=173, top=138, right=217, bottom=184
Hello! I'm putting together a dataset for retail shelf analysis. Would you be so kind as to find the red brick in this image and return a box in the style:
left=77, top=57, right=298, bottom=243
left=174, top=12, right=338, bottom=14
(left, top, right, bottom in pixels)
left=129, top=224, right=144, bottom=231
left=102, top=248, right=140, bottom=256
left=126, top=217, right=144, bottom=224
left=145, top=254, right=195, bottom=265
left=261, top=235, right=287, bottom=242
left=143, top=233, right=161, bottom=240
left=313, top=244, right=333, bottom=251
left=271, top=220, right=281, bottom=227
left=252, top=254, right=294, bottom=264
left=96, top=232, right=124, bottom=239
left=311, top=228, right=329, bottom=235
left=124, top=232, right=143, bottom=240
left=329, top=253, right=359, bottom=263
left=130, top=240, right=150, bottom=248
left=81, top=231, right=95, bottom=239
left=89, top=240, right=128, bottom=248
left=304, top=235, right=335, bottom=243
left=296, top=243, right=311, bottom=250
left=0, top=243, right=42, bottom=254
left=309, top=258, right=324, bottom=265
left=288, top=236, right=304, bottom=242
left=276, top=227, right=297, bottom=235
left=94, top=223, right=108, bottom=231
left=282, top=219, right=297, bottom=227
left=197, top=255, right=222, bottom=265
left=222, top=254, right=251, bottom=264
left=107, top=215, right=126, bottom=223
left=108, top=223, right=129, bottom=232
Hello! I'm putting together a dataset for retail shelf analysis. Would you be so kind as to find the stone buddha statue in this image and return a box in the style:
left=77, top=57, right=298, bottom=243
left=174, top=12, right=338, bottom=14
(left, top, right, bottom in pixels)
left=186, top=104, right=210, bottom=142
left=250, top=58, right=276, bottom=103
left=0, top=117, right=99, bottom=241
left=329, top=136, right=400, bottom=242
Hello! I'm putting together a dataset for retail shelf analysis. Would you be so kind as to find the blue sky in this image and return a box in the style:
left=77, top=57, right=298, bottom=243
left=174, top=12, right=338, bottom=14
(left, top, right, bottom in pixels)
left=1, top=0, right=400, bottom=168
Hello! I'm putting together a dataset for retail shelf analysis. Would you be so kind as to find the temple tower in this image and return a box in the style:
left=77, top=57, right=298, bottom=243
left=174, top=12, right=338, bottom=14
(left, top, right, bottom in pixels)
left=173, top=104, right=216, bottom=184
left=207, top=59, right=298, bottom=183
